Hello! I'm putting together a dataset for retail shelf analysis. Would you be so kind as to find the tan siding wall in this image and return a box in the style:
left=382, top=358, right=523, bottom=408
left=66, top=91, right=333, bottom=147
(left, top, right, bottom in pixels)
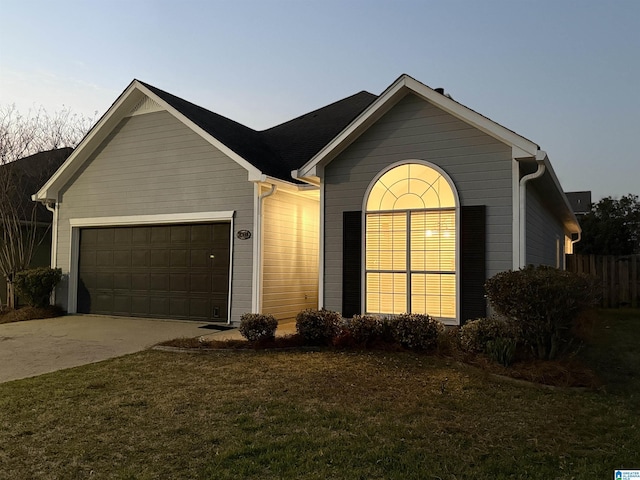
left=323, top=93, right=513, bottom=313
left=54, top=109, right=254, bottom=322
left=261, top=188, right=319, bottom=319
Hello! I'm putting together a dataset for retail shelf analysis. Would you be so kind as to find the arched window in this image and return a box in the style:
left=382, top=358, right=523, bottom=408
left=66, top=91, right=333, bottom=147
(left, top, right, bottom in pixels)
left=365, top=163, right=457, bottom=319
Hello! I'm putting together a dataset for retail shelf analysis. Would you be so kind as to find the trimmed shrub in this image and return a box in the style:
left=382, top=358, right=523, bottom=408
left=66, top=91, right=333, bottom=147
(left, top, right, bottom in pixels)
left=393, top=313, right=444, bottom=351
left=13, top=267, right=62, bottom=308
left=485, top=265, right=600, bottom=360
left=348, top=315, right=384, bottom=345
left=485, top=337, right=517, bottom=367
left=459, top=317, right=519, bottom=354
left=238, top=313, right=278, bottom=342
left=295, top=309, right=342, bottom=345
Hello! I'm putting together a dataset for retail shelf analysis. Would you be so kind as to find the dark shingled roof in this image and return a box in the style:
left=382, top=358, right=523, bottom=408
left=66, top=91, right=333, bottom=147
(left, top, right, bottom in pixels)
left=139, top=81, right=377, bottom=182
left=262, top=91, right=378, bottom=172
left=2, top=148, right=72, bottom=223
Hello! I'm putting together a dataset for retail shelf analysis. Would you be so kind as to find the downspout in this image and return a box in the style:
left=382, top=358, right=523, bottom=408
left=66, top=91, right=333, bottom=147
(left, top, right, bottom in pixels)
left=45, top=201, right=58, bottom=304
left=571, top=231, right=582, bottom=253
left=519, top=154, right=546, bottom=267
left=254, top=183, right=277, bottom=313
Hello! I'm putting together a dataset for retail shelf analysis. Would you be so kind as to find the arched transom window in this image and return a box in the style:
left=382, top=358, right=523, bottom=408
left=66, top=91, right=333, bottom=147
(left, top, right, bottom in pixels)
left=365, top=163, right=457, bottom=319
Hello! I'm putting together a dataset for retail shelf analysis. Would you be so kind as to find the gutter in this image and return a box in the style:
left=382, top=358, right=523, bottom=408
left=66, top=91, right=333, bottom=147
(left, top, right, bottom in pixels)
left=519, top=151, right=547, bottom=267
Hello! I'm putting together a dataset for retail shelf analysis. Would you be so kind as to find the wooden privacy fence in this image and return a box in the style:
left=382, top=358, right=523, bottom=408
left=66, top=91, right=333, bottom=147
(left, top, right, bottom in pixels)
left=565, top=254, right=640, bottom=308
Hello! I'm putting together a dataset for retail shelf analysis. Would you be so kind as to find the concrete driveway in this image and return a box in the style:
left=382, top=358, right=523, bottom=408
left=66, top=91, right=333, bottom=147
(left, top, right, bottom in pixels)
left=0, top=314, right=230, bottom=383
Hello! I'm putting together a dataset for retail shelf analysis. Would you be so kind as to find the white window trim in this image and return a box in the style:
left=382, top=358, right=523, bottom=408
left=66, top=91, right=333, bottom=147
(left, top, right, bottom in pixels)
left=67, top=211, right=235, bottom=321
left=361, top=160, right=460, bottom=326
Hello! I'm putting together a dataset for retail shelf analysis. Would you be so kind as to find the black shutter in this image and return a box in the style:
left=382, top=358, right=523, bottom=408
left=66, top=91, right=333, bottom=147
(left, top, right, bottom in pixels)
left=460, top=205, right=486, bottom=324
left=342, top=211, right=362, bottom=317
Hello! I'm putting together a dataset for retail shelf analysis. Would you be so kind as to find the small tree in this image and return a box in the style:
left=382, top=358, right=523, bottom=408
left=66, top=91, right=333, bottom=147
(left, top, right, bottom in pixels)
left=0, top=105, right=96, bottom=308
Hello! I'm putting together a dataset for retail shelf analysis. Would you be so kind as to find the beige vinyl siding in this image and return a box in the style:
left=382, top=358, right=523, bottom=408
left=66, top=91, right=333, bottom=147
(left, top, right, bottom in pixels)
left=526, top=184, right=566, bottom=267
left=54, top=109, right=254, bottom=322
left=261, top=187, right=319, bottom=319
left=323, top=93, right=513, bottom=313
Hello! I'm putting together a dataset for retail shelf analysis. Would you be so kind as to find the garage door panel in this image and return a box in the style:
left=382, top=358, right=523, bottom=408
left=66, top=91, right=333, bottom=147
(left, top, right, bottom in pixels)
left=131, top=273, right=149, bottom=290
left=149, top=274, right=169, bottom=291
left=113, top=295, right=131, bottom=314
left=78, top=223, right=230, bottom=321
left=150, top=250, right=170, bottom=267
left=113, top=251, right=131, bottom=267
left=190, top=274, right=210, bottom=293
left=170, top=274, right=189, bottom=292
left=96, top=229, right=115, bottom=245
left=113, top=273, right=131, bottom=290
left=132, top=228, right=150, bottom=244
left=170, top=226, right=189, bottom=243
left=171, top=249, right=189, bottom=267
left=96, top=251, right=113, bottom=267
left=114, top=228, right=132, bottom=244
left=151, top=226, right=170, bottom=243
left=131, top=296, right=150, bottom=315
left=131, top=250, right=149, bottom=267
left=96, top=273, right=114, bottom=290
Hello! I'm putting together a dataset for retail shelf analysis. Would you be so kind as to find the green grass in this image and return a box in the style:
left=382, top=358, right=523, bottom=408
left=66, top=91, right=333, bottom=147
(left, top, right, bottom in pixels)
left=0, top=309, right=638, bottom=479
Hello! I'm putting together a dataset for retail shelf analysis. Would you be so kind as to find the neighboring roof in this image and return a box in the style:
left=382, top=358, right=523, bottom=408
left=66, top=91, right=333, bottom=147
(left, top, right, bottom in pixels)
left=2, top=148, right=72, bottom=222
left=565, top=191, right=592, bottom=215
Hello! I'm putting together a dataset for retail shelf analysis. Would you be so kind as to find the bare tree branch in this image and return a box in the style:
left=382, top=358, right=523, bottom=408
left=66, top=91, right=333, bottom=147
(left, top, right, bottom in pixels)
left=0, top=104, right=96, bottom=308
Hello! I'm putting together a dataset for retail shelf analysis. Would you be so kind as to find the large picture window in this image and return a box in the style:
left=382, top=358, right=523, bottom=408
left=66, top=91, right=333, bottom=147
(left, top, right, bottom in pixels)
left=365, top=163, right=457, bottom=319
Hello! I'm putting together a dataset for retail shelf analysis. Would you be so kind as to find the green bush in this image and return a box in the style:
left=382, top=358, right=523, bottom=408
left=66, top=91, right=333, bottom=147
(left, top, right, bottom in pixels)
left=13, top=267, right=62, bottom=308
left=295, top=309, right=342, bottom=345
left=484, top=265, right=600, bottom=360
left=239, top=313, right=278, bottom=342
left=348, top=315, right=384, bottom=345
left=485, top=337, right=517, bottom=367
left=393, top=313, right=444, bottom=351
left=459, top=317, right=518, bottom=354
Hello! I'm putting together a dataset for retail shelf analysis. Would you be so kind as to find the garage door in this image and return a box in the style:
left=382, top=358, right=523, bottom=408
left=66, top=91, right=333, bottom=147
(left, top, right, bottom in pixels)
left=77, top=223, right=230, bottom=321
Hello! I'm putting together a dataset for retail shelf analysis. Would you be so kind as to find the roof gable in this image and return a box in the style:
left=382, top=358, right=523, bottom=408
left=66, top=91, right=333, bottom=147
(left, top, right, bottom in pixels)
left=294, top=74, right=541, bottom=180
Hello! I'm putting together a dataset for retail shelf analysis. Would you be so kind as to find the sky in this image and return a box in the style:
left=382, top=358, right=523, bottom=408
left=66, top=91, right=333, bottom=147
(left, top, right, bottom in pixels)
left=1, top=0, right=638, bottom=201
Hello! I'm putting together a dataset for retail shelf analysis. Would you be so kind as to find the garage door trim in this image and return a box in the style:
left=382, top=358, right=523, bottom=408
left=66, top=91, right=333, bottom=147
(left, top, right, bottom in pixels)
left=68, top=211, right=235, bottom=321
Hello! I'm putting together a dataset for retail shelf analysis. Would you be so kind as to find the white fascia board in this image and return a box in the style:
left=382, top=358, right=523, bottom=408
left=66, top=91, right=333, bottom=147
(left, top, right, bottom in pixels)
left=134, top=83, right=263, bottom=181
left=297, top=74, right=540, bottom=178
left=35, top=80, right=144, bottom=202
left=403, top=76, right=539, bottom=157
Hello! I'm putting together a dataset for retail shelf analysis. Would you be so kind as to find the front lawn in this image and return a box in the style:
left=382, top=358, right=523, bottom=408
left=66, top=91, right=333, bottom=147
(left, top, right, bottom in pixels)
left=0, top=309, right=638, bottom=479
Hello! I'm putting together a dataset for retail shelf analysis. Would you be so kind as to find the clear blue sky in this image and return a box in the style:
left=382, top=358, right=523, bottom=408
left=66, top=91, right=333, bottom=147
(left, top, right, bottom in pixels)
left=1, top=0, right=638, bottom=201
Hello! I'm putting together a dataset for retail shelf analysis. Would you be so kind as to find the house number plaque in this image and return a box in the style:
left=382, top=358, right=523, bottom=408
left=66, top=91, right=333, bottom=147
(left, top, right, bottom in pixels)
left=237, top=230, right=251, bottom=240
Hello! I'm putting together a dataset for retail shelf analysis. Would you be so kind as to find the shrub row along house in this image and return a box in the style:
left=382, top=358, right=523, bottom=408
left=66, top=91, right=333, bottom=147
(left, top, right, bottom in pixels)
left=32, top=74, right=580, bottom=325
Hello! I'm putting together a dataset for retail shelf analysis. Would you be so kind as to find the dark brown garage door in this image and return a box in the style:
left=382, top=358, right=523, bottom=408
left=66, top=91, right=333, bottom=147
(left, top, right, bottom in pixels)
left=77, top=223, right=230, bottom=321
